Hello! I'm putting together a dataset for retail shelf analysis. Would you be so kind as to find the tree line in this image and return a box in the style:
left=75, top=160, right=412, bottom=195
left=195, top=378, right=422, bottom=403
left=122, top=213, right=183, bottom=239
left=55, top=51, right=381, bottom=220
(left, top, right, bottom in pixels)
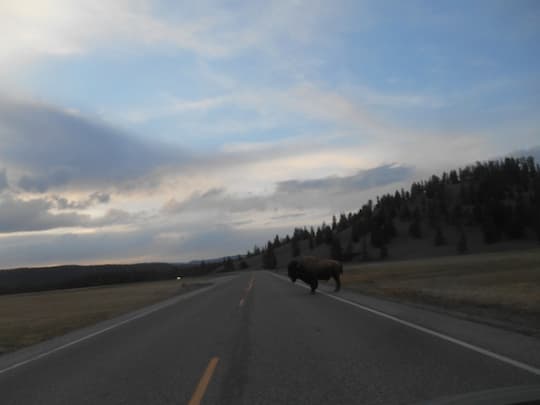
left=248, top=157, right=540, bottom=268
left=0, top=262, right=222, bottom=295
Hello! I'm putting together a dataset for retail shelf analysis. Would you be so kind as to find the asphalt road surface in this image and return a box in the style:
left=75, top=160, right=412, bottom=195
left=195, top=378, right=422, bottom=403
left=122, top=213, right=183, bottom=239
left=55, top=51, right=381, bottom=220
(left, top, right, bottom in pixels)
left=1, top=271, right=539, bottom=404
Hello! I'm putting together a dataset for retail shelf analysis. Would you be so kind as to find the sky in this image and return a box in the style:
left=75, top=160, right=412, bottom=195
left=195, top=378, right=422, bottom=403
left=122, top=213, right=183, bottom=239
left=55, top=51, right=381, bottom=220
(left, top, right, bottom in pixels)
left=0, top=0, right=539, bottom=268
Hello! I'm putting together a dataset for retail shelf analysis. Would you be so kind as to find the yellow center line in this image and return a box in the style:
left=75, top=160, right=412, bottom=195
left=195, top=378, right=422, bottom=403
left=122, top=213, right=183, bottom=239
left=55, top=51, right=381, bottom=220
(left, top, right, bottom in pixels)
left=240, top=275, right=255, bottom=307
left=246, top=275, right=255, bottom=292
left=187, top=357, right=219, bottom=405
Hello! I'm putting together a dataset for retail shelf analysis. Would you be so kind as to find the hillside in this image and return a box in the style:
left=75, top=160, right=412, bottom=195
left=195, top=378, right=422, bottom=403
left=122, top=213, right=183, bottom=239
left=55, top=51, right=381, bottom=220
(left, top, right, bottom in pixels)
left=245, top=157, right=540, bottom=269
left=0, top=262, right=221, bottom=295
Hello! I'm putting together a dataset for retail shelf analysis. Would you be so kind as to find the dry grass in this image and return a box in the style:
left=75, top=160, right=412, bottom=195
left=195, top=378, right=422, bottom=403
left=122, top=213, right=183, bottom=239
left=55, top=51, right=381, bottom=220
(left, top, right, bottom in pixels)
left=0, top=279, right=206, bottom=355
left=342, top=248, right=540, bottom=331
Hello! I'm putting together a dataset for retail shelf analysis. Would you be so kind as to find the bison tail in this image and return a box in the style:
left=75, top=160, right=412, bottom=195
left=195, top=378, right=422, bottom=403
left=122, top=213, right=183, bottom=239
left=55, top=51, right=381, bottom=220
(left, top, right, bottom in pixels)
left=339, top=263, right=343, bottom=274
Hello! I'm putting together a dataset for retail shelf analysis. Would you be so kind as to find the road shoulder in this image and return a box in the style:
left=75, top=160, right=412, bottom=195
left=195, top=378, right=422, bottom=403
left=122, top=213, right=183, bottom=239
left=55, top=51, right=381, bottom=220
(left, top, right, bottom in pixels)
left=268, top=270, right=540, bottom=373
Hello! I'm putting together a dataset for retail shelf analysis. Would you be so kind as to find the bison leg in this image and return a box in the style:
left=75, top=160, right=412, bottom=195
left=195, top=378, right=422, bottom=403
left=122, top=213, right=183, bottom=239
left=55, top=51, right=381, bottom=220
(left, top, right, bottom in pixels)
left=333, top=274, right=341, bottom=292
left=310, top=279, right=318, bottom=294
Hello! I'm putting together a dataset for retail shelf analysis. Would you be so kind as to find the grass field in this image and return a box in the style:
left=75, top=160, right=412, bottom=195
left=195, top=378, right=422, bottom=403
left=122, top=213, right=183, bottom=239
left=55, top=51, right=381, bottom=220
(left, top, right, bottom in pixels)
left=0, top=279, right=208, bottom=355
left=342, top=248, right=540, bottom=333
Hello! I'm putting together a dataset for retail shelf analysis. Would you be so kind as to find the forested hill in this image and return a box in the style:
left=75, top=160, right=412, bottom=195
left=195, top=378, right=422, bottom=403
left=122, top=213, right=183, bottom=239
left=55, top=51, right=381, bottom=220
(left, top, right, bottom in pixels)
left=247, top=157, right=540, bottom=269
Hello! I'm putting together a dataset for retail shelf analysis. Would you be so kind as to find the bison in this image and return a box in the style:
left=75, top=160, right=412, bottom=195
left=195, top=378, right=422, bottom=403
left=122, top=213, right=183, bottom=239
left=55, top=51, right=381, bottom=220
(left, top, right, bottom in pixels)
left=287, top=256, right=343, bottom=294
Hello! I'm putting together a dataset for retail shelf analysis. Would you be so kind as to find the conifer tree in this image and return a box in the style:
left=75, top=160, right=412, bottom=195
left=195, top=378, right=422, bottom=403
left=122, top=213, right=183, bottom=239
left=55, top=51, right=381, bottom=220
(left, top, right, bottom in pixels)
left=457, top=228, right=468, bottom=254
left=330, top=236, right=342, bottom=261
left=434, top=226, right=446, bottom=246
left=291, top=237, right=300, bottom=257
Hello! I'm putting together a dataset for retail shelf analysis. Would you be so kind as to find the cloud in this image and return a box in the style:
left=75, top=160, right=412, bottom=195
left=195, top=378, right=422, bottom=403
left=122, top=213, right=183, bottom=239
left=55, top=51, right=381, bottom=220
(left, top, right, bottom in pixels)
left=90, top=208, right=140, bottom=227
left=0, top=194, right=89, bottom=233
left=51, top=192, right=111, bottom=210
left=0, top=229, right=155, bottom=268
left=0, top=0, right=351, bottom=75
left=162, top=188, right=269, bottom=214
left=0, top=0, right=224, bottom=72
left=17, top=170, right=72, bottom=193
left=129, top=82, right=387, bottom=135
left=163, top=163, right=414, bottom=216
left=277, top=164, right=413, bottom=194
left=0, top=95, right=187, bottom=192
left=0, top=221, right=282, bottom=268
left=269, top=212, right=306, bottom=220
left=0, top=191, right=137, bottom=233
left=0, top=169, right=8, bottom=191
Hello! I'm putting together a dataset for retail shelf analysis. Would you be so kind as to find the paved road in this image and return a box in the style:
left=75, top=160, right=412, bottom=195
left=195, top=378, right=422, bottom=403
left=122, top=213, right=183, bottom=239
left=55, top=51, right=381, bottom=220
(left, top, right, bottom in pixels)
left=1, top=271, right=539, bottom=404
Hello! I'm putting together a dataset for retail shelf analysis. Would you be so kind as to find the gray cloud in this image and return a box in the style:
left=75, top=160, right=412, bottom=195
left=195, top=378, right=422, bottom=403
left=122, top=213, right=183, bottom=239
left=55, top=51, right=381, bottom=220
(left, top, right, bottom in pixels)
left=91, top=208, right=142, bottom=227
left=277, top=164, right=413, bottom=194
left=162, top=188, right=270, bottom=214
left=51, top=192, right=111, bottom=210
left=0, top=163, right=415, bottom=265
left=0, top=219, right=282, bottom=269
left=0, top=230, right=154, bottom=269
left=0, top=194, right=89, bottom=233
left=163, top=164, right=414, bottom=215
left=0, top=95, right=187, bottom=192
left=18, top=170, right=72, bottom=193
left=269, top=212, right=306, bottom=220
left=0, top=193, right=136, bottom=233
left=0, top=169, right=8, bottom=191
left=0, top=95, right=342, bottom=196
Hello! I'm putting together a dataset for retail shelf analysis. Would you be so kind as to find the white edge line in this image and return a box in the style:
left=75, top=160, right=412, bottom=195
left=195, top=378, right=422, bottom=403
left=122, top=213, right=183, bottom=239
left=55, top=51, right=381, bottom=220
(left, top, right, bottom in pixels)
left=268, top=271, right=540, bottom=376
left=0, top=283, right=219, bottom=375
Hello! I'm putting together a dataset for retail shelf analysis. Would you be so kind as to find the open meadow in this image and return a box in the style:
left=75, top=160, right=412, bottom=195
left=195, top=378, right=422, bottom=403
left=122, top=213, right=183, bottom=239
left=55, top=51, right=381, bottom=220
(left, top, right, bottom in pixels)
left=0, top=278, right=207, bottom=354
left=342, top=248, right=540, bottom=334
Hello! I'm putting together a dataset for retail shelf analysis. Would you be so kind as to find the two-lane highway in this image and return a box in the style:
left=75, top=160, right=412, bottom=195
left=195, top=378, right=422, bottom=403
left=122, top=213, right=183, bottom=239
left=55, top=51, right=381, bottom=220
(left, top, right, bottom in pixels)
left=1, top=271, right=539, bottom=404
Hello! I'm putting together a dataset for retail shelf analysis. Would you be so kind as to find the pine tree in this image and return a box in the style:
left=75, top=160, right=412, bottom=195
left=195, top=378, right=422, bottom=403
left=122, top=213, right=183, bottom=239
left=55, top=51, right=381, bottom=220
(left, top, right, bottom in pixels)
left=535, top=216, right=540, bottom=241
left=371, top=225, right=384, bottom=248
left=338, top=213, right=348, bottom=231
left=457, top=228, right=468, bottom=254
left=330, top=236, right=342, bottom=261
left=408, top=218, right=422, bottom=238
left=383, top=219, right=397, bottom=242
left=223, top=257, right=235, bottom=272
left=343, top=237, right=353, bottom=261
left=361, top=238, right=369, bottom=261
left=482, top=217, right=501, bottom=244
left=399, top=204, right=411, bottom=221
left=262, top=247, right=277, bottom=269
left=434, top=226, right=446, bottom=246
left=351, top=221, right=360, bottom=243
left=379, top=244, right=388, bottom=260
left=315, top=227, right=323, bottom=245
left=323, top=226, right=333, bottom=244
left=291, top=237, right=300, bottom=257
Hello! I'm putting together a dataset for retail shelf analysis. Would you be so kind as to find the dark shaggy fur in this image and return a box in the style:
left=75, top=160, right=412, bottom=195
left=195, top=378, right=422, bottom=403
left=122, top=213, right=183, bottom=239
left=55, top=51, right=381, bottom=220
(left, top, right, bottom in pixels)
left=288, top=256, right=343, bottom=294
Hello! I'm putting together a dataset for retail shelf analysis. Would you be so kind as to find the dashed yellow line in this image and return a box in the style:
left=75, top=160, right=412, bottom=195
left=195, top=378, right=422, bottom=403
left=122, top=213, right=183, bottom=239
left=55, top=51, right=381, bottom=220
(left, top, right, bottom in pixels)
left=188, top=357, right=219, bottom=405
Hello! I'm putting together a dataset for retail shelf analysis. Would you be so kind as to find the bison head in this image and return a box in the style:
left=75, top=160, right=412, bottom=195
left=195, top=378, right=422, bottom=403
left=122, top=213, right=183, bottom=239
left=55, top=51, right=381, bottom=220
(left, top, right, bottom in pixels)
left=288, top=259, right=300, bottom=282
